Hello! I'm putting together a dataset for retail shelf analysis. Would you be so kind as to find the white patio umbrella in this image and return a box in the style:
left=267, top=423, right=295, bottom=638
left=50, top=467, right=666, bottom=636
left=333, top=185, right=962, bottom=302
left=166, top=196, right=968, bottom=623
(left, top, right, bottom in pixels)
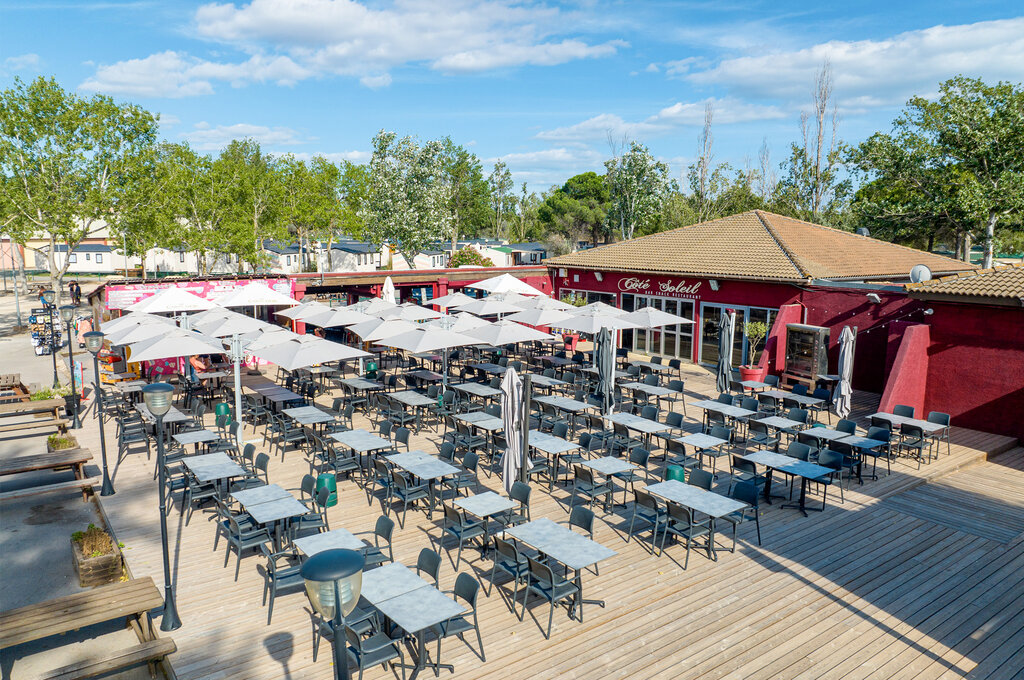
left=126, top=328, right=224, bottom=363
left=251, top=338, right=369, bottom=372
left=214, top=282, right=298, bottom=308
left=513, top=296, right=574, bottom=312
left=276, top=300, right=329, bottom=321
left=457, top=296, right=525, bottom=318
left=467, top=273, right=547, bottom=297
left=126, top=287, right=215, bottom=314
left=348, top=318, right=418, bottom=342
left=833, top=326, right=856, bottom=419
left=99, top=312, right=176, bottom=335
left=240, top=328, right=306, bottom=352
left=302, top=307, right=375, bottom=328
left=373, top=325, right=476, bottom=389
left=424, top=312, right=490, bottom=333
left=504, top=307, right=574, bottom=327
left=105, top=320, right=177, bottom=346
left=558, top=308, right=641, bottom=335
left=623, top=306, right=695, bottom=328
left=501, top=366, right=524, bottom=495
left=349, top=298, right=398, bottom=315
left=184, top=307, right=233, bottom=326
left=380, top=303, right=443, bottom=322
left=574, top=301, right=627, bottom=317
left=381, top=276, right=397, bottom=305
left=464, top=320, right=554, bottom=347
left=429, top=292, right=475, bottom=309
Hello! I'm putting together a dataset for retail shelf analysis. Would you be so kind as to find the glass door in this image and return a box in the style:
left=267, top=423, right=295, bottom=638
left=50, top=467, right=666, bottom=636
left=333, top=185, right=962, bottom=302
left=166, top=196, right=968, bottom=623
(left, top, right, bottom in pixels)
left=627, top=295, right=695, bottom=360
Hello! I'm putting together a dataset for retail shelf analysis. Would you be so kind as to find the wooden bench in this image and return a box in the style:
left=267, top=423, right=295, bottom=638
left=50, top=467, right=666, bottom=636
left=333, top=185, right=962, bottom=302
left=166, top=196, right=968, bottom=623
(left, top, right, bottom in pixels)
left=0, top=448, right=94, bottom=501
left=0, top=577, right=175, bottom=679
left=0, top=398, right=69, bottom=434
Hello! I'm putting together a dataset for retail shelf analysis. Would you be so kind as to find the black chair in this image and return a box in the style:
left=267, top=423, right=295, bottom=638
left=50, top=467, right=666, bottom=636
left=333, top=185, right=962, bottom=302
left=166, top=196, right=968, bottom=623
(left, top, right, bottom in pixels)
left=223, top=515, right=272, bottom=581
left=259, top=545, right=304, bottom=624
left=390, top=470, right=429, bottom=528
left=431, top=573, right=485, bottom=666
left=836, top=418, right=857, bottom=435
left=816, top=449, right=846, bottom=505
left=415, top=547, right=442, bottom=588
left=687, top=468, right=714, bottom=491
left=525, top=555, right=580, bottom=639
left=729, top=455, right=765, bottom=493
left=659, top=502, right=712, bottom=568
left=809, top=387, right=832, bottom=423
left=490, top=535, right=529, bottom=617
left=721, top=481, right=761, bottom=549
left=927, top=411, right=952, bottom=456
left=897, top=423, right=929, bottom=469
left=569, top=466, right=612, bottom=511
left=363, top=515, right=395, bottom=568
left=343, top=624, right=406, bottom=680
left=863, top=426, right=893, bottom=478
left=612, top=447, right=650, bottom=505
left=444, top=451, right=481, bottom=498
left=628, top=489, right=666, bottom=554
left=893, top=404, right=916, bottom=418
left=746, top=419, right=779, bottom=453
left=503, top=481, right=532, bottom=527
left=442, top=505, right=484, bottom=569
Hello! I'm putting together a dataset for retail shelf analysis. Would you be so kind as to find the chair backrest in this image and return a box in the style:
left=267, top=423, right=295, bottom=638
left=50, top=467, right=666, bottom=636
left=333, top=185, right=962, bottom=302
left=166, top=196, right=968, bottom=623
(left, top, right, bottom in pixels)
left=740, top=396, right=758, bottom=412
left=378, top=420, right=392, bottom=437
left=493, top=535, right=520, bottom=564
left=687, top=468, right=713, bottom=490
left=836, top=418, right=857, bottom=435
left=716, top=393, right=733, bottom=405
left=578, top=432, right=593, bottom=451
left=667, top=501, right=694, bottom=526
left=613, top=422, right=629, bottom=438
left=665, top=411, right=683, bottom=429
left=242, top=442, right=256, bottom=465
left=731, top=455, right=756, bottom=476
left=797, top=431, right=820, bottom=450
left=785, top=441, right=811, bottom=460
left=730, top=480, right=758, bottom=506
left=485, top=403, right=501, bottom=417
left=894, top=404, right=916, bottom=418
left=668, top=358, right=681, bottom=370
left=510, top=481, right=531, bottom=509
left=300, top=474, right=316, bottom=501
left=630, top=446, right=650, bottom=467
left=817, top=449, right=842, bottom=471
left=443, top=504, right=462, bottom=526
left=255, top=453, right=270, bottom=481
left=640, top=405, right=658, bottom=421
left=395, top=427, right=411, bottom=448
left=748, top=419, right=769, bottom=437
left=374, top=515, right=394, bottom=543
left=870, top=416, right=893, bottom=432
left=791, top=384, right=809, bottom=396
left=439, top=441, right=456, bottom=462
left=426, top=385, right=440, bottom=399
left=666, top=439, right=686, bottom=458
left=709, top=425, right=732, bottom=442
left=927, top=411, right=950, bottom=427
left=901, top=423, right=925, bottom=440
left=454, top=572, right=480, bottom=609
left=552, top=422, right=569, bottom=439
left=788, top=407, right=810, bottom=424
left=763, top=375, right=780, bottom=387
left=574, top=466, right=594, bottom=487
left=627, top=365, right=640, bottom=377
left=463, top=451, right=479, bottom=472
left=812, top=387, right=830, bottom=402
left=635, top=488, right=659, bottom=512
left=758, top=394, right=777, bottom=411
left=315, top=485, right=331, bottom=509
left=416, top=548, right=441, bottom=586
left=527, top=555, right=554, bottom=585
left=865, top=426, right=891, bottom=443
left=643, top=374, right=659, bottom=386
left=215, top=413, right=228, bottom=430
left=489, top=377, right=502, bottom=389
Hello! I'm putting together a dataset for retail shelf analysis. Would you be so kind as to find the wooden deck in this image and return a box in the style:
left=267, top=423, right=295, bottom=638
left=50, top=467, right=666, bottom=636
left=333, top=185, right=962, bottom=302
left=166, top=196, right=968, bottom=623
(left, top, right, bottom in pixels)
left=78, top=363, right=1023, bottom=680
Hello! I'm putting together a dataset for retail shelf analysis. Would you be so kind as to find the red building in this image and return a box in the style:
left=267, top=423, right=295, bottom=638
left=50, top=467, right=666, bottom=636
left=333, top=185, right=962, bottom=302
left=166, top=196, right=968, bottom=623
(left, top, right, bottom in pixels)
left=545, top=211, right=1024, bottom=438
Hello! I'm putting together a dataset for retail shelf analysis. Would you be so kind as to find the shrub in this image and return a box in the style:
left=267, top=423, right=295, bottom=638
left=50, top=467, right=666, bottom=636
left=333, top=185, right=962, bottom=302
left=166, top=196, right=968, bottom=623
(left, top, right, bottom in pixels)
left=448, top=248, right=494, bottom=268
left=72, top=523, right=115, bottom=558
left=47, top=434, right=76, bottom=449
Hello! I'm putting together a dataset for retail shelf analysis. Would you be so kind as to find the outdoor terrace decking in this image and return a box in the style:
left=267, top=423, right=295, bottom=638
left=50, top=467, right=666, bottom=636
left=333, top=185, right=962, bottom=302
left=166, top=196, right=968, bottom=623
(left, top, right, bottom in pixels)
left=86, top=364, right=1022, bottom=680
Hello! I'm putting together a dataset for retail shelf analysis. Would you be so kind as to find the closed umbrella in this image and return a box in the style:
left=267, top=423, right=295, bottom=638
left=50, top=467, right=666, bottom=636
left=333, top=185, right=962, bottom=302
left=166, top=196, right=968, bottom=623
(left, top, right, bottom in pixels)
left=381, top=276, right=397, bottom=305
left=467, top=273, right=547, bottom=297
left=126, top=328, right=224, bottom=363
left=715, top=309, right=735, bottom=393
left=126, top=287, right=215, bottom=314
left=251, top=338, right=369, bottom=371
left=595, top=327, right=615, bottom=416
left=833, top=326, right=856, bottom=419
left=501, top=367, right=524, bottom=495
left=464, top=320, right=553, bottom=347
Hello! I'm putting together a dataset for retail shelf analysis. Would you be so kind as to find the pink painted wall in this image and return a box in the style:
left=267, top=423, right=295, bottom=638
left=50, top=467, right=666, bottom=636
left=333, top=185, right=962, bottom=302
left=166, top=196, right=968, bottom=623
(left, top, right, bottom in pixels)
left=878, top=323, right=930, bottom=416
left=760, top=303, right=803, bottom=373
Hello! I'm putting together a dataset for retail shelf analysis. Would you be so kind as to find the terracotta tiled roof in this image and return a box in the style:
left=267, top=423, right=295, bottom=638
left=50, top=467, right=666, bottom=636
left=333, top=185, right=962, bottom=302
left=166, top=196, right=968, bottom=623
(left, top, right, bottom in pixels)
left=546, top=210, right=978, bottom=282
left=906, top=263, right=1024, bottom=305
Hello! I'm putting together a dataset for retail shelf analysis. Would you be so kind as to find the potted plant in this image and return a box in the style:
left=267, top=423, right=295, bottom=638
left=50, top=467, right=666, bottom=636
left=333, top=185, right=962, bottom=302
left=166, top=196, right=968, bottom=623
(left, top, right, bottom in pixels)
left=31, top=385, right=74, bottom=416
left=47, top=433, right=79, bottom=452
left=738, top=321, right=769, bottom=383
left=70, top=523, right=124, bottom=586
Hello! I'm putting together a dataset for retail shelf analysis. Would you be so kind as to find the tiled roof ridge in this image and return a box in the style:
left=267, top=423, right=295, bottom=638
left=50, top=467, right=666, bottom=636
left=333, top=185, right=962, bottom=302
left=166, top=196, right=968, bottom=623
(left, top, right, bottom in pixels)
left=753, top=210, right=809, bottom=279
left=905, top=261, right=1024, bottom=290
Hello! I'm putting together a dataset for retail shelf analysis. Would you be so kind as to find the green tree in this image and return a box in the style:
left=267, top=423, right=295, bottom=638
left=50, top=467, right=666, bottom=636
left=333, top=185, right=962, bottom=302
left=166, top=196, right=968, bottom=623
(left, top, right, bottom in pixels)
left=281, top=155, right=342, bottom=271
left=538, top=172, right=608, bottom=248
left=360, top=130, right=452, bottom=269
left=488, top=160, right=514, bottom=239
left=605, top=140, right=674, bottom=240
left=510, top=182, right=542, bottom=243
left=438, top=138, right=488, bottom=255
left=337, top=161, right=369, bottom=240
left=849, top=76, right=1024, bottom=266
left=107, top=143, right=178, bottom=278
left=448, top=247, right=494, bottom=268
left=161, top=143, right=234, bottom=275
left=215, top=139, right=285, bottom=271
left=0, top=76, right=158, bottom=299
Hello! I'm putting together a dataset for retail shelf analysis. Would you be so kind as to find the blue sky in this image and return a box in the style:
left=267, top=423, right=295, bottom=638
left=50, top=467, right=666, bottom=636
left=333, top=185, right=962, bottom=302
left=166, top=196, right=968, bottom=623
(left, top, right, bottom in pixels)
left=2, top=0, right=1022, bottom=191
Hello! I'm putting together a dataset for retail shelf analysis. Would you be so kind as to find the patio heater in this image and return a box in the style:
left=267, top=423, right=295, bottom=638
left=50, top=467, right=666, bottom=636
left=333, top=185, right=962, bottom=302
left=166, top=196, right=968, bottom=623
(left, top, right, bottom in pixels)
left=301, top=548, right=364, bottom=680
left=59, top=305, right=82, bottom=429
left=40, top=288, right=60, bottom=388
left=142, top=382, right=182, bottom=631
left=83, top=331, right=115, bottom=497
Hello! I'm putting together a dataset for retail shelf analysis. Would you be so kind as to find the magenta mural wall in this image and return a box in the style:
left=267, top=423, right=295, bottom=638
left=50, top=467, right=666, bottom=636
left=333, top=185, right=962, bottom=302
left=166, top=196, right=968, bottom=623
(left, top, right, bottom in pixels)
left=104, top=278, right=294, bottom=310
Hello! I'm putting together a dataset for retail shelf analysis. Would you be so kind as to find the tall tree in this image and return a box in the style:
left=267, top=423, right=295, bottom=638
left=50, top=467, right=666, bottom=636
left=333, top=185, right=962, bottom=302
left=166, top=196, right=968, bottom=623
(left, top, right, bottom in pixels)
left=538, top=172, right=609, bottom=248
left=161, top=143, right=234, bottom=275
left=849, top=76, right=1024, bottom=266
left=509, top=182, right=541, bottom=243
left=686, top=104, right=735, bottom=223
left=337, top=161, right=369, bottom=240
left=281, top=155, right=342, bottom=271
left=438, top=138, right=488, bottom=256
left=216, top=139, right=285, bottom=271
left=0, top=76, right=158, bottom=300
left=360, top=131, right=452, bottom=269
left=107, top=143, right=178, bottom=278
left=605, top=140, right=673, bottom=240
left=488, top=160, right=514, bottom=239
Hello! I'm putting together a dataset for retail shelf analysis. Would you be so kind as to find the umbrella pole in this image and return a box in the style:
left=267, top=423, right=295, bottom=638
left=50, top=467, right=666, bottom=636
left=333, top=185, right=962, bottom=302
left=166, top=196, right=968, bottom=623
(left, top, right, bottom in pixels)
left=442, top=349, right=449, bottom=391
left=231, top=334, right=244, bottom=432
left=520, top=374, right=530, bottom=484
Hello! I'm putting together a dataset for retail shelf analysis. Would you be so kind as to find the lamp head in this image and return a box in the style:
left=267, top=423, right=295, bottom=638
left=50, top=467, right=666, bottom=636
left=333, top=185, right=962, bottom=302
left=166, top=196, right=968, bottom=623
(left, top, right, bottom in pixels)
left=83, top=331, right=105, bottom=355
left=41, top=289, right=55, bottom=305
left=300, top=548, right=364, bottom=619
left=60, top=305, right=75, bottom=323
left=142, top=382, right=175, bottom=417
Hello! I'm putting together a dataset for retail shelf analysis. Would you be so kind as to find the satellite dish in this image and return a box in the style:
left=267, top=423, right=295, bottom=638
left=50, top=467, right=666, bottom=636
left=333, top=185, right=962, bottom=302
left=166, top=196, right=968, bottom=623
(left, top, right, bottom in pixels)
left=856, top=227, right=870, bottom=237
left=909, top=264, right=932, bottom=283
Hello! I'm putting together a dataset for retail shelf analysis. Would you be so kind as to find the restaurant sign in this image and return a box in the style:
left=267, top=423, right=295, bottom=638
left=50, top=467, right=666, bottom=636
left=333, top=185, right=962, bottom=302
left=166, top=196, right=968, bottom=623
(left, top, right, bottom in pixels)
left=617, top=276, right=702, bottom=298
left=105, top=278, right=294, bottom=310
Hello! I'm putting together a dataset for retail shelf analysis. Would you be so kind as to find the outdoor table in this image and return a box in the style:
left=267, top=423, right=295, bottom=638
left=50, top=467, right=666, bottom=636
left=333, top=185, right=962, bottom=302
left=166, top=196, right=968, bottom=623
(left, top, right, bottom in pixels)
left=690, top=400, right=757, bottom=421
left=172, top=429, right=220, bottom=453
left=841, top=435, right=889, bottom=481
left=739, top=380, right=771, bottom=391
left=386, top=451, right=461, bottom=515
left=454, top=491, right=516, bottom=551
left=195, top=370, right=227, bottom=388
left=529, top=374, right=568, bottom=391
left=361, top=562, right=432, bottom=604
left=261, top=390, right=305, bottom=409
left=621, top=381, right=679, bottom=398
left=370, top=583, right=464, bottom=679
left=294, top=528, right=365, bottom=556
left=504, top=517, right=616, bottom=613
left=330, top=429, right=394, bottom=468
left=135, top=403, right=191, bottom=425
left=115, top=380, right=147, bottom=397
left=232, top=483, right=291, bottom=506
left=338, top=377, right=384, bottom=392
left=607, top=413, right=670, bottom=450
left=391, top=390, right=437, bottom=431
left=181, top=452, right=247, bottom=498
left=645, top=480, right=747, bottom=559
left=283, top=405, right=335, bottom=427
left=581, top=366, right=630, bottom=380
left=405, top=369, right=443, bottom=388
left=469, top=362, right=506, bottom=375
left=540, top=355, right=574, bottom=367
left=761, top=389, right=825, bottom=407
left=739, top=450, right=833, bottom=516
left=232, top=484, right=308, bottom=550
left=302, top=365, right=338, bottom=390
left=633, top=361, right=670, bottom=373
left=755, top=415, right=804, bottom=432
left=250, top=383, right=286, bottom=395
left=867, top=412, right=945, bottom=434
left=579, top=456, right=638, bottom=507
left=451, top=381, right=501, bottom=400
left=528, top=429, right=583, bottom=487
left=535, top=395, right=595, bottom=436
left=455, top=412, right=503, bottom=431
left=676, top=432, right=730, bottom=475
left=411, top=353, right=442, bottom=371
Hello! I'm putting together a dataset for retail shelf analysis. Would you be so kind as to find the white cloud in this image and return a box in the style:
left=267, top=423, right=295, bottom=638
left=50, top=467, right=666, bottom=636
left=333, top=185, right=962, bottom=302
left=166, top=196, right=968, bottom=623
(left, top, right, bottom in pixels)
left=3, top=53, right=40, bottom=71
left=684, top=17, right=1024, bottom=109
left=536, top=97, right=786, bottom=142
left=157, top=113, right=180, bottom=127
left=80, top=0, right=624, bottom=97
left=180, top=122, right=305, bottom=151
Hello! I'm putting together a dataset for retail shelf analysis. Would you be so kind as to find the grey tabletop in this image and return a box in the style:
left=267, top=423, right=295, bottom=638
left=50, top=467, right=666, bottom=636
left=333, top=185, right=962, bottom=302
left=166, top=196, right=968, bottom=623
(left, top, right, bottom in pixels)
left=386, top=451, right=461, bottom=481
left=581, top=456, right=637, bottom=475
left=581, top=366, right=630, bottom=379
left=373, top=585, right=466, bottom=635
left=455, top=491, right=516, bottom=518
left=251, top=384, right=288, bottom=394
left=505, top=518, right=616, bottom=571
left=761, top=390, right=824, bottom=406
left=842, top=435, right=888, bottom=449
left=534, top=395, right=594, bottom=413
left=689, top=400, right=756, bottom=419
left=740, top=380, right=771, bottom=390
left=608, top=412, right=670, bottom=434
left=135, top=404, right=191, bottom=424
left=540, top=356, right=574, bottom=366
left=263, top=390, right=304, bottom=403
left=677, top=432, right=728, bottom=449
left=740, top=450, right=833, bottom=479
left=303, top=366, right=337, bottom=375
left=182, top=452, right=247, bottom=482
left=645, top=480, right=747, bottom=518
left=232, top=483, right=292, bottom=506
left=804, top=427, right=852, bottom=441
left=172, top=429, right=219, bottom=445
left=621, top=382, right=678, bottom=397
left=245, top=495, right=309, bottom=524
left=283, top=406, right=335, bottom=424
left=528, top=374, right=568, bottom=387
left=470, top=362, right=506, bottom=374
left=339, top=377, right=383, bottom=391
left=633, top=361, right=670, bottom=372
left=455, top=413, right=504, bottom=431
left=294, top=528, right=365, bottom=555
left=756, top=416, right=803, bottom=430
left=195, top=371, right=228, bottom=379
left=528, top=430, right=581, bottom=455
left=867, top=412, right=945, bottom=433
left=451, top=382, right=501, bottom=398
left=390, top=390, right=437, bottom=407
left=360, top=562, right=432, bottom=605
left=330, top=429, right=394, bottom=452
left=405, top=369, right=443, bottom=381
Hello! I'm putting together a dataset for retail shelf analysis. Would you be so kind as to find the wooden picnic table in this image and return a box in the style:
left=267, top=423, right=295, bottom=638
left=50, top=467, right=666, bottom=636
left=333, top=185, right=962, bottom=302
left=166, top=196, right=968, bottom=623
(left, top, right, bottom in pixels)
left=0, top=448, right=94, bottom=501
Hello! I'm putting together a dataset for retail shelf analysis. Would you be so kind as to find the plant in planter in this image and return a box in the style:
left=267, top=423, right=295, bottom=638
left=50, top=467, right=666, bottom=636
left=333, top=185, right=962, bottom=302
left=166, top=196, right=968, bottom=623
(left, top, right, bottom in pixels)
left=29, top=385, right=71, bottom=401
left=739, top=321, right=769, bottom=382
left=70, top=523, right=124, bottom=586
left=47, top=433, right=79, bottom=452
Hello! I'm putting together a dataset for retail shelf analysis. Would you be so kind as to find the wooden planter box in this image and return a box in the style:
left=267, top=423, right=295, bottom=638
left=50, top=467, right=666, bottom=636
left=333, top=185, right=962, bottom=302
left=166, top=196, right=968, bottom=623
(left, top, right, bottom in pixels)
left=71, top=537, right=123, bottom=587
left=47, top=435, right=79, bottom=453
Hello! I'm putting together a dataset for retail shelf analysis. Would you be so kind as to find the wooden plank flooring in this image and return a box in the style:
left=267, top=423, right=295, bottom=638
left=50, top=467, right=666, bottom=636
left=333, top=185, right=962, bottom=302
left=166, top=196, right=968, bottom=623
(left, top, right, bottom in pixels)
left=68, top=363, right=1022, bottom=680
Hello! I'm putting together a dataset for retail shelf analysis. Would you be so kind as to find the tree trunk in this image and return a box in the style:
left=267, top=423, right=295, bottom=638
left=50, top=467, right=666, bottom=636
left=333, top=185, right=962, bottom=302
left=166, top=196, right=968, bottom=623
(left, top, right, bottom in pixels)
left=983, top=212, right=997, bottom=269
left=963, top=232, right=973, bottom=263
left=927, top=232, right=934, bottom=253
left=14, top=244, right=28, bottom=296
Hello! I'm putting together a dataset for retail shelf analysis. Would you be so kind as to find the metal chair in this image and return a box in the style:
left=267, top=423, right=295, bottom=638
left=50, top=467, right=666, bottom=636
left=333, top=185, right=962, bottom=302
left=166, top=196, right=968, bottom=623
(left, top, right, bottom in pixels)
left=489, top=535, right=529, bottom=617
left=415, top=547, right=442, bottom=588
left=441, top=504, right=484, bottom=569
left=431, top=573, right=485, bottom=666
left=524, top=555, right=580, bottom=639
left=659, top=502, right=712, bottom=568
left=720, top=480, right=761, bottom=549
left=628, top=489, right=666, bottom=554
left=259, top=544, right=304, bottom=624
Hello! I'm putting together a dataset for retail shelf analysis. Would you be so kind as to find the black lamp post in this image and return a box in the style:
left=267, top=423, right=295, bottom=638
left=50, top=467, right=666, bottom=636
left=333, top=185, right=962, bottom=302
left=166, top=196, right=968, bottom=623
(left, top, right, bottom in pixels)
left=59, top=305, right=82, bottom=429
left=83, top=331, right=114, bottom=496
left=301, top=548, right=364, bottom=680
left=40, top=288, right=59, bottom=388
left=142, top=382, right=181, bottom=631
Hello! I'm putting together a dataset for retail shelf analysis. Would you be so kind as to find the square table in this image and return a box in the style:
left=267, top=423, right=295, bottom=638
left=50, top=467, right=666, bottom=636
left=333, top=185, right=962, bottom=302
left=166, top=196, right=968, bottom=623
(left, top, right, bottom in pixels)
left=360, top=562, right=432, bottom=604
left=455, top=491, right=516, bottom=549
left=387, top=451, right=460, bottom=482
left=527, top=374, right=568, bottom=390
left=761, top=390, right=825, bottom=407
left=330, top=429, right=394, bottom=467
left=405, top=369, right=443, bottom=384
left=181, top=452, right=247, bottom=484
left=283, top=405, right=335, bottom=426
left=645, top=480, right=747, bottom=558
left=391, top=390, right=437, bottom=408
left=739, top=380, right=771, bottom=391
left=620, top=382, right=679, bottom=398
left=866, top=412, right=945, bottom=434
left=579, top=456, right=639, bottom=507
left=608, top=412, right=671, bottom=435
left=755, top=415, right=804, bottom=432
left=232, top=483, right=291, bottom=506
left=690, top=400, right=757, bottom=420
left=172, top=429, right=220, bottom=447
left=451, top=382, right=501, bottom=399
left=238, top=492, right=309, bottom=551
left=528, top=430, right=583, bottom=488
left=294, top=528, right=365, bottom=556
left=455, top=412, right=503, bottom=431
left=338, top=377, right=384, bottom=392
left=675, top=432, right=730, bottom=477
left=739, top=450, right=833, bottom=516
left=581, top=366, right=630, bottom=380
left=262, top=390, right=304, bottom=406
left=633, top=361, right=670, bottom=373
left=540, top=355, right=574, bottom=367
left=534, top=395, right=595, bottom=414
left=841, top=435, right=890, bottom=481
left=303, top=366, right=337, bottom=376
left=469, top=362, right=506, bottom=375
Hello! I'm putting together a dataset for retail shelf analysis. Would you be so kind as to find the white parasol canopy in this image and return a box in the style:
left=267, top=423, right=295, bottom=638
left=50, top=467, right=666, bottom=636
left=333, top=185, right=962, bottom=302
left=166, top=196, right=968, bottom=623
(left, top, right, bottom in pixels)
left=105, top=320, right=177, bottom=346
left=622, top=306, right=695, bottom=328
left=239, top=327, right=305, bottom=351
left=381, top=276, right=397, bottom=305
left=250, top=338, right=369, bottom=371
left=504, top=307, right=574, bottom=327
left=513, top=296, right=574, bottom=311
left=347, top=318, right=418, bottom=342
left=574, top=301, right=627, bottom=317
left=372, top=327, right=477, bottom=354
left=464, top=320, right=554, bottom=347
left=302, top=307, right=375, bottom=328
left=467, top=273, right=547, bottom=297
left=126, top=328, right=224, bottom=363
left=276, top=300, right=329, bottom=321
left=424, top=312, right=490, bottom=333
left=349, top=298, right=398, bottom=316
left=194, top=311, right=274, bottom=338
left=429, top=292, right=475, bottom=309
left=457, top=296, right=525, bottom=317
left=126, top=287, right=215, bottom=314
left=558, top=307, right=641, bottom=334
left=99, top=312, right=176, bottom=335
left=214, top=282, right=298, bottom=308
left=380, top=303, right=443, bottom=322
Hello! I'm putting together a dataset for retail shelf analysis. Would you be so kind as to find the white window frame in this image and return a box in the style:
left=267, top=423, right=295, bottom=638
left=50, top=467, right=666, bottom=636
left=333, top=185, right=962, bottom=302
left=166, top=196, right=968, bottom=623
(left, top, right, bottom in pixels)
left=95, top=253, right=103, bottom=263
left=68, top=254, right=77, bottom=264
left=697, top=303, right=779, bottom=367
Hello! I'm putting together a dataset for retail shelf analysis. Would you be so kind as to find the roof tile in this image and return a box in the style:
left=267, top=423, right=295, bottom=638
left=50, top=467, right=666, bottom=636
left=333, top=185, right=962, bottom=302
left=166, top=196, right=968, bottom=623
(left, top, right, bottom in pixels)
left=906, top=263, right=1024, bottom=301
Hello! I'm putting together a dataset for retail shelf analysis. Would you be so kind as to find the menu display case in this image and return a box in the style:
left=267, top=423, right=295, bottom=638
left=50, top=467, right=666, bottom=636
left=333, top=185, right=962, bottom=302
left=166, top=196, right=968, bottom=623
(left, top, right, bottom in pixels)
left=783, top=323, right=829, bottom=388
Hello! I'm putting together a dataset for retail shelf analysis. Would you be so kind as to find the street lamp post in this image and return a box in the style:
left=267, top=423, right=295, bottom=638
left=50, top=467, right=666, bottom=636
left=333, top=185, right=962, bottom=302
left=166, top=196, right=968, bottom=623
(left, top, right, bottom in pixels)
left=60, top=305, right=82, bottom=429
left=83, top=331, right=114, bottom=496
left=301, top=549, right=364, bottom=680
left=142, top=382, right=182, bottom=631
left=40, top=289, right=59, bottom=388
